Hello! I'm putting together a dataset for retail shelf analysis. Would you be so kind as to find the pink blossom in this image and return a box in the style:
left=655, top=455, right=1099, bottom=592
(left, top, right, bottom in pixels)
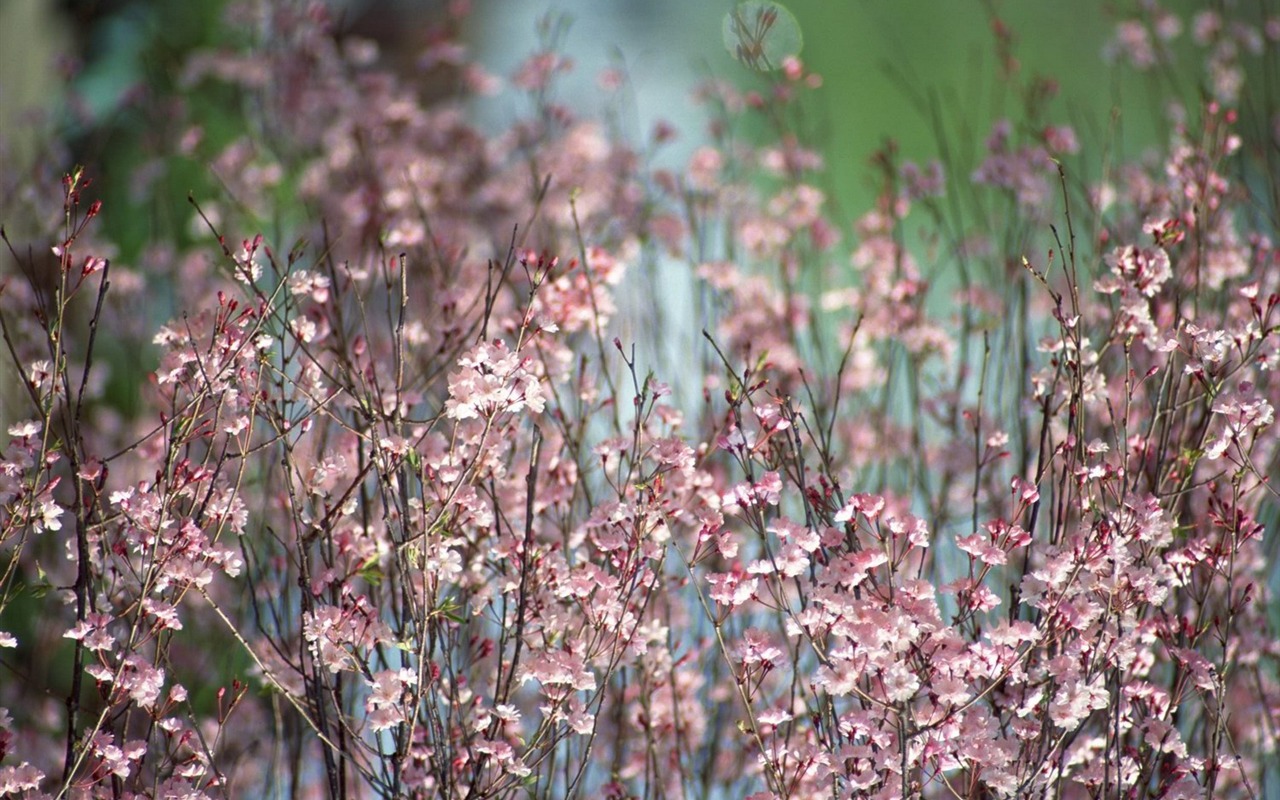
left=1049, top=676, right=1110, bottom=729
left=0, top=763, right=43, bottom=794
left=519, top=649, right=596, bottom=692
left=687, top=146, right=723, bottom=192
left=445, top=339, right=546, bottom=421
left=733, top=628, right=783, bottom=667
left=833, top=493, right=885, bottom=523
left=5, top=421, right=39, bottom=439
left=64, top=612, right=116, bottom=652
left=707, top=570, right=757, bottom=607
left=512, top=51, right=572, bottom=92
left=1106, top=20, right=1157, bottom=68
left=879, top=660, right=920, bottom=703
left=366, top=669, right=417, bottom=732
left=956, top=532, right=1008, bottom=566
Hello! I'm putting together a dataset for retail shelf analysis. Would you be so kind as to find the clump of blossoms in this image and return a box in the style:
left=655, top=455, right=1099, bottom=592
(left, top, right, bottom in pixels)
left=1, top=2, right=1279, bottom=799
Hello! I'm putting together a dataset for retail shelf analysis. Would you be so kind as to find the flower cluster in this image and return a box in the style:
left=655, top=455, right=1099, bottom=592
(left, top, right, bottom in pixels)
left=0, top=2, right=1278, bottom=799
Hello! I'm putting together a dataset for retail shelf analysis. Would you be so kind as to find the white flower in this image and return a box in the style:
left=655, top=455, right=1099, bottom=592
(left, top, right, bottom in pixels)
left=6, top=420, right=40, bottom=438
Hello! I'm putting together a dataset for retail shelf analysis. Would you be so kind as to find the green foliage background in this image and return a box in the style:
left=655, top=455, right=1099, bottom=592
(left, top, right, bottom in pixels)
left=8, top=1, right=1201, bottom=251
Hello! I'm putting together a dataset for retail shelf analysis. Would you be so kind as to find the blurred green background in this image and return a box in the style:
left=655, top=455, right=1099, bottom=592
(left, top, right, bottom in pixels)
left=2, top=0, right=1188, bottom=230
left=471, top=0, right=1176, bottom=214
left=0, top=0, right=1203, bottom=430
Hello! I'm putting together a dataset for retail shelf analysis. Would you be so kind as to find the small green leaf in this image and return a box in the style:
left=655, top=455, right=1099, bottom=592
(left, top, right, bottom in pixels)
left=358, top=555, right=383, bottom=586
left=434, top=597, right=466, bottom=624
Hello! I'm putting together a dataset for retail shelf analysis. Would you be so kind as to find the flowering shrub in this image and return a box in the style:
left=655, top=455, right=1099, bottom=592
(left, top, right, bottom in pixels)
left=1, top=2, right=1279, bottom=798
